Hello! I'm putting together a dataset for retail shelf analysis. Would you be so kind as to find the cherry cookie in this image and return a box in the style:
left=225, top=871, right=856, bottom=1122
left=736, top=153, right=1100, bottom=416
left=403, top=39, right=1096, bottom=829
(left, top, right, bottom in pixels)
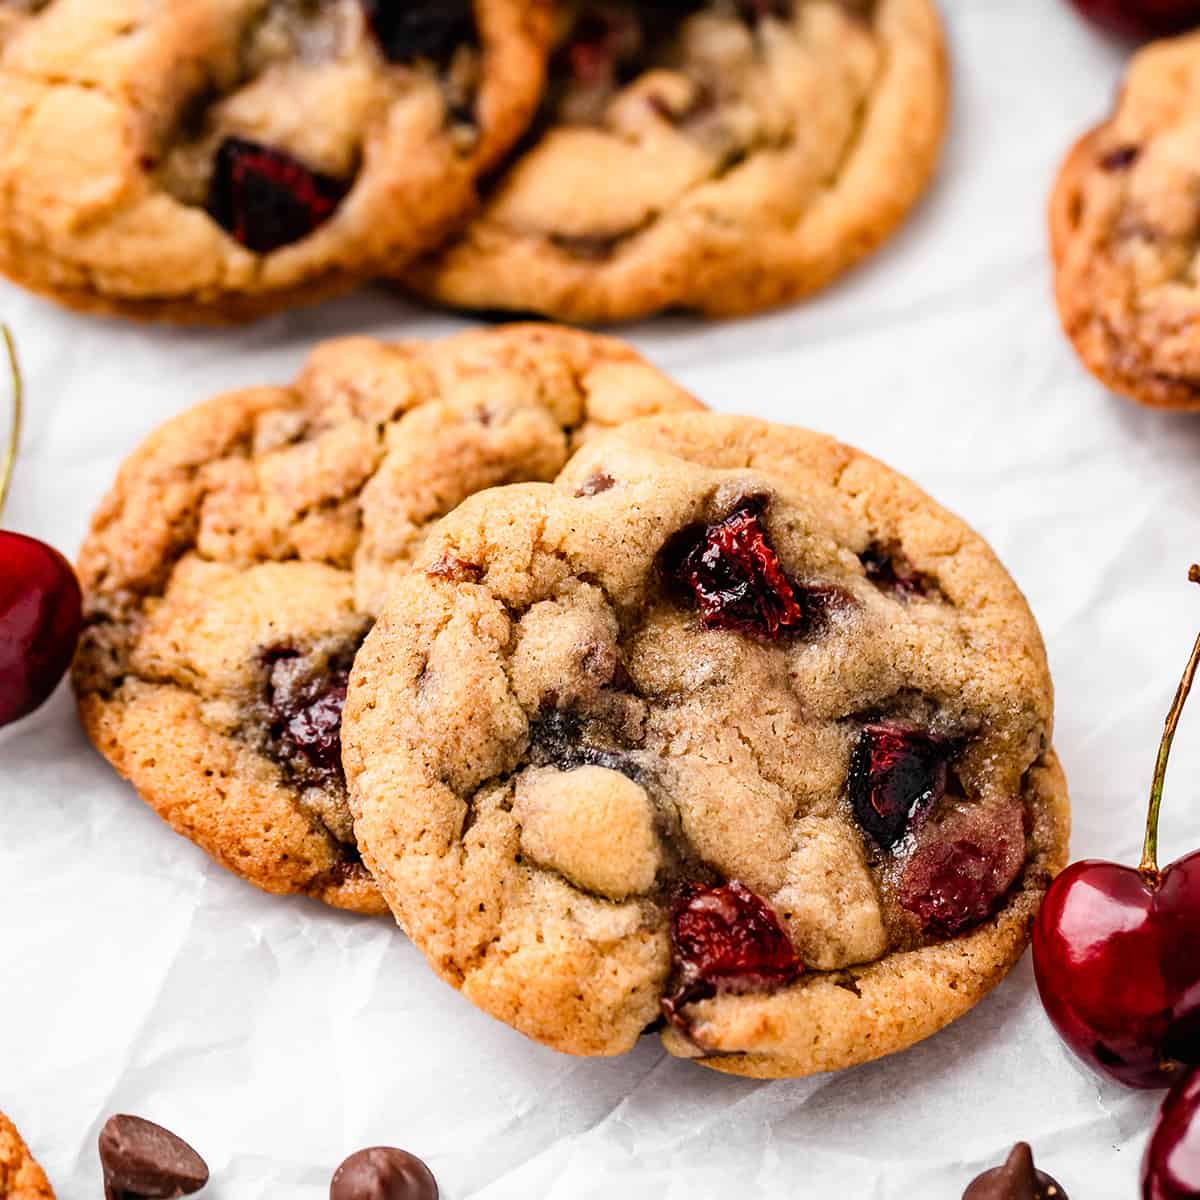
left=1052, top=30, right=1200, bottom=409
left=406, top=0, right=947, bottom=322
left=0, top=0, right=551, bottom=321
left=0, top=1112, right=53, bottom=1200
left=72, top=326, right=701, bottom=913
left=343, top=412, right=1070, bottom=1077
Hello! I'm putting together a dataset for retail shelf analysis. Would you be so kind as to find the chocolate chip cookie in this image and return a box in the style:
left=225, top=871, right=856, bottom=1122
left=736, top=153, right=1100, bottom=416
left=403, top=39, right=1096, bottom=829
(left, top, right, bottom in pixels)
left=73, top=326, right=702, bottom=913
left=405, top=0, right=947, bottom=322
left=1052, top=31, right=1200, bottom=410
left=343, top=412, right=1069, bottom=1077
left=0, top=0, right=551, bottom=321
left=0, top=1113, right=53, bottom=1200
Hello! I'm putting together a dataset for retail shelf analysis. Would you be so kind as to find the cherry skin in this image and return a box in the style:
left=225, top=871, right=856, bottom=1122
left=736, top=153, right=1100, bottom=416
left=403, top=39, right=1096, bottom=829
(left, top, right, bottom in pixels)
left=0, top=531, right=82, bottom=727
left=1034, top=853, right=1200, bottom=1088
left=1069, top=0, right=1200, bottom=38
left=1033, top=565, right=1200, bottom=1089
left=0, top=327, right=83, bottom=729
left=1143, top=1067, right=1200, bottom=1198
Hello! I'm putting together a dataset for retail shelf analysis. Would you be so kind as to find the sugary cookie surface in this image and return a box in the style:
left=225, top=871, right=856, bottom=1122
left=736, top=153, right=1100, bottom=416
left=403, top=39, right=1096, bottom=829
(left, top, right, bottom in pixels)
left=72, top=326, right=701, bottom=913
left=0, top=1113, right=53, bottom=1200
left=0, top=0, right=550, bottom=319
left=407, top=0, right=947, bottom=321
left=344, top=413, right=1069, bottom=1077
left=1053, top=30, right=1200, bottom=409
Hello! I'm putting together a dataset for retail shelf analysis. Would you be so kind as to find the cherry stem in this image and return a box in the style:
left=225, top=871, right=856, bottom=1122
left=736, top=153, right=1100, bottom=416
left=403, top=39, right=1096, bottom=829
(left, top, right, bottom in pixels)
left=0, top=325, right=21, bottom=522
left=1140, top=564, right=1200, bottom=879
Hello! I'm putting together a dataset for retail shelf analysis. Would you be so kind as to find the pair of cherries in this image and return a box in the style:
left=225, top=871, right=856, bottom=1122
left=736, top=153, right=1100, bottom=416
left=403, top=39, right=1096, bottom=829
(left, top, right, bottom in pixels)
left=1034, top=567, right=1200, bottom=1197
left=0, top=328, right=82, bottom=729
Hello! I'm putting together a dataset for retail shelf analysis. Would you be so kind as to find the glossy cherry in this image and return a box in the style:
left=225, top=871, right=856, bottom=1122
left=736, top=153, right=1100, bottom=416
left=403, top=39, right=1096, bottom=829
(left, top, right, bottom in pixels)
left=0, top=328, right=82, bottom=728
left=1033, top=567, right=1200, bottom=1089
left=1068, top=0, right=1200, bottom=38
left=1144, top=1067, right=1200, bottom=1199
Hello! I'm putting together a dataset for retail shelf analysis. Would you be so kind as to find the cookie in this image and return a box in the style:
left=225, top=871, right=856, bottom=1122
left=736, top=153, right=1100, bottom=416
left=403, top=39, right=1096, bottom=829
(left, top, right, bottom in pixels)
left=0, top=0, right=551, bottom=322
left=0, top=1113, right=53, bottom=1200
left=1051, top=31, right=1200, bottom=410
left=404, top=0, right=947, bottom=323
left=73, top=326, right=702, bottom=913
left=343, top=412, right=1069, bottom=1077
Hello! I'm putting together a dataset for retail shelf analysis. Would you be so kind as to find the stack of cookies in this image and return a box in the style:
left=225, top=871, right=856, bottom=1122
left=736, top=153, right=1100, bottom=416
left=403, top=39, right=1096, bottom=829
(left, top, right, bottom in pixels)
left=72, top=324, right=1070, bottom=1079
left=0, top=0, right=947, bottom=323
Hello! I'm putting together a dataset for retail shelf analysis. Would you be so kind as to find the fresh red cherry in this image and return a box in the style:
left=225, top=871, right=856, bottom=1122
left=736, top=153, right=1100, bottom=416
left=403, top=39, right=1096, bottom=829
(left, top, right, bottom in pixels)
left=1143, top=1067, right=1200, bottom=1198
left=0, top=327, right=82, bottom=728
left=1067, top=0, right=1200, bottom=39
left=1033, top=566, right=1200, bottom=1089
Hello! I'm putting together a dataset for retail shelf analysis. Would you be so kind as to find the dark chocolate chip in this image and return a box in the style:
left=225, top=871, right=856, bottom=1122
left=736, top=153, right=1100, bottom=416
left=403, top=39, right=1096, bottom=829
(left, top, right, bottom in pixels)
left=330, top=1147, right=439, bottom=1200
left=359, top=0, right=475, bottom=66
left=575, top=470, right=615, bottom=497
left=962, top=1143, right=1068, bottom=1199
left=1099, top=144, right=1140, bottom=172
left=98, top=1115, right=208, bottom=1199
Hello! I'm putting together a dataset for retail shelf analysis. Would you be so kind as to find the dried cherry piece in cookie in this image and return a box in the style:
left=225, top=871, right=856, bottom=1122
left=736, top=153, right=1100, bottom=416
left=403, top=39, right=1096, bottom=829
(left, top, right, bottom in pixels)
left=264, top=649, right=350, bottom=782
left=899, top=797, right=1027, bottom=936
left=360, top=0, right=475, bottom=66
left=663, top=880, right=804, bottom=1025
left=207, top=137, right=349, bottom=254
left=848, top=721, right=950, bottom=850
left=662, top=499, right=840, bottom=638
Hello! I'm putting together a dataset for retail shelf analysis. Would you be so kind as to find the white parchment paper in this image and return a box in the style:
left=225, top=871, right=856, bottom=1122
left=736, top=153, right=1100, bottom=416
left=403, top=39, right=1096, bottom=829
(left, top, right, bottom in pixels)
left=3, top=2, right=1199, bottom=1195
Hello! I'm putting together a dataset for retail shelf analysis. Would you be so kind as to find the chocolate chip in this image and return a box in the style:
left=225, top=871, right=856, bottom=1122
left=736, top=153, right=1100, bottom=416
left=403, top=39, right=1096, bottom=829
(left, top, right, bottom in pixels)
left=962, top=1143, right=1068, bottom=1200
left=359, top=0, right=474, bottom=66
left=1099, top=144, right=1140, bottom=172
left=98, top=1115, right=208, bottom=1200
left=575, top=470, right=615, bottom=497
left=330, top=1147, right=439, bottom=1200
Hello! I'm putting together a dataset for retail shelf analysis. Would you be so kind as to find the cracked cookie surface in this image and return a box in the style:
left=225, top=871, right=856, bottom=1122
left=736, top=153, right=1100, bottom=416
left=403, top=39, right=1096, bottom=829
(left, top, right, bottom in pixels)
left=72, top=325, right=701, bottom=914
left=0, top=0, right=551, bottom=321
left=0, top=1114, right=53, bottom=1200
left=343, top=412, right=1069, bottom=1076
left=1051, top=31, right=1200, bottom=410
left=405, top=0, right=947, bottom=322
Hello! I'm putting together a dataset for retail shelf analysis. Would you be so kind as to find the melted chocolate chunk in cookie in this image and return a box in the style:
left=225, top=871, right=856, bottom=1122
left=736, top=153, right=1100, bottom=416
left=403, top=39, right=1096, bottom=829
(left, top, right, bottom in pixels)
left=360, top=0, right=475, bottom=66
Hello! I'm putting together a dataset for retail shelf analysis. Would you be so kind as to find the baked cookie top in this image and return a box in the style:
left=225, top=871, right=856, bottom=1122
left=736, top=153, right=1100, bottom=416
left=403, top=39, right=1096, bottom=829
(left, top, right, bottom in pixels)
left=405, top=0, right=947, bottom=322
left=343, top=412, right=1069, bottom=1077
left=0, top=1113, right=53, bottom=1200
left=0, top=0, right=551, bottom=321
left=1052, top=31, right=1200, bottom=410
left=72, top=326, right=701, bottom=914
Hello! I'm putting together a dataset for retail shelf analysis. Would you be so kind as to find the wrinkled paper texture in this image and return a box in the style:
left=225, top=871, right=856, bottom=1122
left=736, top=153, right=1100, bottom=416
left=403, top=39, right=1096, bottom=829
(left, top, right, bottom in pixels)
left=2, top=3, right=1197, bottom=1196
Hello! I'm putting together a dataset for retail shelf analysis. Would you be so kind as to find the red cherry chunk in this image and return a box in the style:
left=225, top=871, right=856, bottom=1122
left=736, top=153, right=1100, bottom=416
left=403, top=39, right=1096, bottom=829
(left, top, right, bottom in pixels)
left=662, top=500, right=842, bottom=638
left=664, top=880, right=804, bottom=1027
left=899, top=796, right=1026, bottom=936
left=848, top=721, right=949, bottom=850
left=0, top=530, right=82, bottom=727
left=208, top=137, right=349, bottom=254
left=859, top=543, right=931, bottom=599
